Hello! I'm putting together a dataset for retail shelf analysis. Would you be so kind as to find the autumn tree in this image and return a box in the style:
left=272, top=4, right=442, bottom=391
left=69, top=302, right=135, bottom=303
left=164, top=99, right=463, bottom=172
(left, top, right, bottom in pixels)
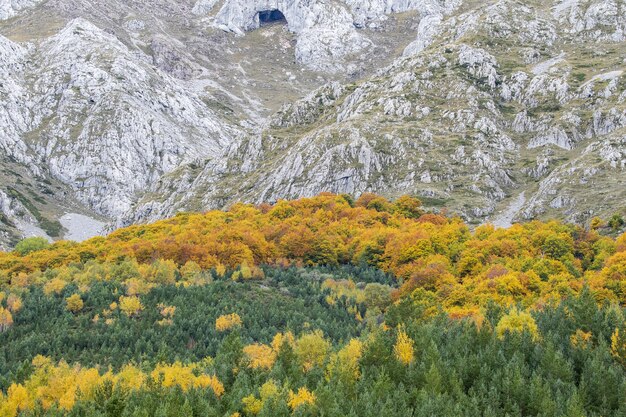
left=394, top=329, right=414, bottom=365
left=215, top=313, right=242, bottom=332
left=288, top=387, right=316, bottom=411
left=118, top=295, right=143, bottom=317
left=243, top=343, right=276, bottom=370
left=611, top=328, right=626, bottom=368
left=0, top=307, right=13, bottom=332
left=65, top=294, right=84, bottom=313
left=326, top=338, right=363, bottom=383
left=496, top=308, right=540, bottom=341
left=295, top=331, right=330, bottom=372
left=43, top=278, right=67, bottom=296
left=393, top=195, right=424, bottom=218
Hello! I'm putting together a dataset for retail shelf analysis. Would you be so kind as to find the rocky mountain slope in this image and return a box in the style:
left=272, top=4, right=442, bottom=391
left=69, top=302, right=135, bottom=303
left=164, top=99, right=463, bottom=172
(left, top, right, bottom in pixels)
left=0, top=0, right=624, bottom=247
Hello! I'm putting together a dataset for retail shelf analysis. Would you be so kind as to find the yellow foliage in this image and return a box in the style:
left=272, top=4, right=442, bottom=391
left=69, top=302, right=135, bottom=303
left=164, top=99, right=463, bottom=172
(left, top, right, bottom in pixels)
left=394, top=329, right=415, bottom=365
left=4, top=384, right=29, bottom=415
left=65, top=294, right=84, bottom=313
left=0, top=307, right=13, bottom=332
left=23, top=359, right=101, bottom=410
left=6, top=294, right=22, bottom=313
left=150, top=363, right=224, bottom=396
left=180, top=260, right=202, bottom=278
left=611, top=328, right=626, bottom=367
left=327, top=338, right=363, bottom=382
left=43, top=278, right=67, bottom=296
left=1, top=194, right=626, bottom=323
left=118, top=295, right=143, bottom=317
left=232, top=262, right=265, bottom=282
left=288, top=387, right=316, bottom=411
left=322, top=279, right=365, bottom=305
left=113, top=364, right=146, bottom=390
left=243, top=343, right=276, bottom=370
left=570, top=329, right=593, bottom=349
left=124, top=278, right=152, bottom=296
left=295, top=331, right=330, bottom=372
left=156, top=302, right=176, bottom=326
left=242, top=395, right=263, bottom=415
left=215, top=313, right=242, bottom=332
left=151, top=363, right=195, bottom=390
left=10, top=273, right=30, bottom=288
left=194, top=374, right=225, bottom=397
left=239, top=380, right=279, bottom=416
left=215, top=263, right=227, bottom=277
left=496, top=309, right=540, bottom=341
left=259, top=380, right=279, bottom=400
left=0, top=358, right=224, bottom=414
left=271, top=331, right=295, bottom=352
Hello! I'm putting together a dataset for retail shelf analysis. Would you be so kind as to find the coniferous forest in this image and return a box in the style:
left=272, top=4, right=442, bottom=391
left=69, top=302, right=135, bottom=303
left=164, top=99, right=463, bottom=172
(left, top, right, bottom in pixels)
left=0, top=194, right=625, bottom=416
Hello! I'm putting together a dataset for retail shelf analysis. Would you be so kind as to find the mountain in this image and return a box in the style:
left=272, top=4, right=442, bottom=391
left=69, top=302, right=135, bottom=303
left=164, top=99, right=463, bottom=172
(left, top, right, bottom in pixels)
left=0, top=0, right=625, bottom=247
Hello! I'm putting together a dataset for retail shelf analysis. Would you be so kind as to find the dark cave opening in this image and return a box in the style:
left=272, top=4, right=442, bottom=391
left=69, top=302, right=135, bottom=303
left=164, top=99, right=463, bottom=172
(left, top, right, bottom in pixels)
left=258, top=9, right=287, bottom=26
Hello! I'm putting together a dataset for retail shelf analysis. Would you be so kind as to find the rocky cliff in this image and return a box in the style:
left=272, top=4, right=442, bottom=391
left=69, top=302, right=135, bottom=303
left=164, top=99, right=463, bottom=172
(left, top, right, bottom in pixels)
left=0, top=0, right=624, bottom=247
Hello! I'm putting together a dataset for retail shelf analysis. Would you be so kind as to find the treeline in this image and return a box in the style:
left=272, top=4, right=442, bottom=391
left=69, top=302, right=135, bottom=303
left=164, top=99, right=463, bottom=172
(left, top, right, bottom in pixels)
left=0, top=194, right=624, bottom=320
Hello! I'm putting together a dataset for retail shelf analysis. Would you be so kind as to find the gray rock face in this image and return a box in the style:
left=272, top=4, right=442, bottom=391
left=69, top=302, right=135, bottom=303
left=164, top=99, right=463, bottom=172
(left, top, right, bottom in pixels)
left=26, top=18, right=239, bottom=216
left=2, top=17, right=243, bottom=221
left=0, top=0, right=41, bottom=20
left=204, top=0, right=460, bottom=71
left=132, top=0, right=625, bottom=225
left=0, top=34, right=31, bottom=165
left=0, top=0, right=625, bottom=246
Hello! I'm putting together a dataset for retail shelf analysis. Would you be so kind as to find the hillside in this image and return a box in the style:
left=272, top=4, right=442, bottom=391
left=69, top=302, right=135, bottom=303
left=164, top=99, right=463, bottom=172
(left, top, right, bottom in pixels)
left=0, top=194, right=624, bottom=416
left=1, top=0, right=626, bottom=414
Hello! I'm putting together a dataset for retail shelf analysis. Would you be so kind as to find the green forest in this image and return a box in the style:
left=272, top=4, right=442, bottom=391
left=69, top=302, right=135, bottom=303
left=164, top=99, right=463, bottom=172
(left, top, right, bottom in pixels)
left=0, top=194, right=624, bottom=417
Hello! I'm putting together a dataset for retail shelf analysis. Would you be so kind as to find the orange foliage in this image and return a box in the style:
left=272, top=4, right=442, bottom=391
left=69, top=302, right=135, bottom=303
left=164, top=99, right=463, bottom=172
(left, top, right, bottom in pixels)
left=0, top=194, right=622, bottom=316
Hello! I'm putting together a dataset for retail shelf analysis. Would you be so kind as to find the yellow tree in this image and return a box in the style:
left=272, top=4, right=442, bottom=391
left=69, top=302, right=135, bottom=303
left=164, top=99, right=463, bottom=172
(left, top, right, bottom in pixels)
left=394, top=329, right=415, bottom=365
left=288, top=387, right=316, bottom=411
left=295, top=331, right=330, bottom=372
left=611, top=328, right=626, bottom=368
left=570, top=329, right=593, bottom=350
left=326, top=338, right=363, bottom=382
left=496, top=309, right=540, bottom=341
left=271, top=332, right=295, bottom=352
left=243, top=343, right=276, bottom=370
left=3, top=383, right=29, bottom=416
left=0, top=307, right=13, bottom=332
left=65, top=294, right=84, bottom=313
left=6, top=294, right=22, bottom=313
left=242, top=380, right=280, bottom=415
left=193, top=374, right=225, bottom=397
left=118, top=296, right=143, bottom=317
left=215, top=313, right=242, bottom=332
left=43, top=278, right=67, bottom=296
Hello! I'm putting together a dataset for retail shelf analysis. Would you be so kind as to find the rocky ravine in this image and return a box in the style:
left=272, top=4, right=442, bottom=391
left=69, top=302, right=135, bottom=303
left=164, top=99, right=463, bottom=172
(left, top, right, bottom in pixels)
left=0, top=0, right=625, bottom=247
